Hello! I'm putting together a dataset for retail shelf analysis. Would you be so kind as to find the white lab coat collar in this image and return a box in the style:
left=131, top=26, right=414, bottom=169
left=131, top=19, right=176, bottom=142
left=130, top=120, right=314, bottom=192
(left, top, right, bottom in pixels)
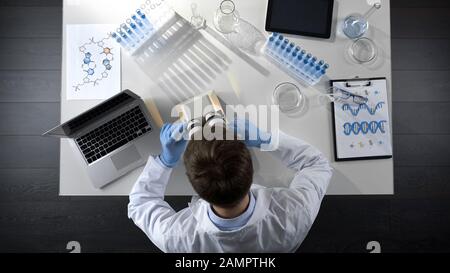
left=188, top=184, right=273, bottom=233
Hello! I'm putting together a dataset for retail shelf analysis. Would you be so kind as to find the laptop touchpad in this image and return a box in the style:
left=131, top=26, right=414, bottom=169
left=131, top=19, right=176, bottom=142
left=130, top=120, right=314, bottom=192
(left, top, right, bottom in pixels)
left=111, top=145, right=141, bottom=170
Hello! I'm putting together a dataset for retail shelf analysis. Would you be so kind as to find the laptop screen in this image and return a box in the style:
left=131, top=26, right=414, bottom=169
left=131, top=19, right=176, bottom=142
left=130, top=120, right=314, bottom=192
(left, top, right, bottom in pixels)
left=44, top=91, right=135, bottom=137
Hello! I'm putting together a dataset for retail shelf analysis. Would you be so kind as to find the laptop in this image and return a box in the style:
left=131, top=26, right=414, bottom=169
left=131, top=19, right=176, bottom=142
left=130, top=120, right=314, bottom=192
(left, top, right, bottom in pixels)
left=43, top=90, right=155, bottom=188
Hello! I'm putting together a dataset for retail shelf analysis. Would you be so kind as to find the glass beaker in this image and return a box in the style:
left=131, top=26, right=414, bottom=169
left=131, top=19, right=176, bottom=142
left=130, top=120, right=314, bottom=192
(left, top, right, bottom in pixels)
left=342, top=2, right=381, bottom=39
left=213, top=0, right=240, bottom=34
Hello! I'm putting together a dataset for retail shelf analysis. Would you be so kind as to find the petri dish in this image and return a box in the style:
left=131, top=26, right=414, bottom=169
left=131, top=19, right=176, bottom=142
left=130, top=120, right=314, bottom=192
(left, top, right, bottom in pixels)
left=272, top=82, right=305, bottom=114
left=349, top=37, right=377, bottom=63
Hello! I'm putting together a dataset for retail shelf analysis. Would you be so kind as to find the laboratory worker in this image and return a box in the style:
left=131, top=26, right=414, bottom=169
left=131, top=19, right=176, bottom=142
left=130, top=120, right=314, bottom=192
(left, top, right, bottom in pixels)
left=128, top=120, right=333, bottom=252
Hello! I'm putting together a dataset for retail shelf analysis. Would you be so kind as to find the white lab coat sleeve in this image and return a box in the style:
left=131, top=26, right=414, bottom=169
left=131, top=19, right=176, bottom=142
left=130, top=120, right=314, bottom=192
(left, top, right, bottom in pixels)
left=269, top=131, right=333, bottom=223
left=127, top=156, right=175, bottom=252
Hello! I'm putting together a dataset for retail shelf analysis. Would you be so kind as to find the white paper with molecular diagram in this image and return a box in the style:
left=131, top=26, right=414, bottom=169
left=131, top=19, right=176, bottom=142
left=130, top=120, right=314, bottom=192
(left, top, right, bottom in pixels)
left=66, top=24, right=121, bottom=100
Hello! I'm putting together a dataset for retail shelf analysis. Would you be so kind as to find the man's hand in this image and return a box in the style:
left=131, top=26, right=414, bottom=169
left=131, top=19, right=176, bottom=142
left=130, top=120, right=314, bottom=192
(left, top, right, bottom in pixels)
left=232, top=119, right=271, bottom=148
left=159, top=123, right=187, bottom=168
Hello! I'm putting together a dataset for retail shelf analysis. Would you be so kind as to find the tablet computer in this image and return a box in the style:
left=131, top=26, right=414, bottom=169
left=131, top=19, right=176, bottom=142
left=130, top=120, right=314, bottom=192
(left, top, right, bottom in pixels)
left=265, top=0, right=334, bottom=39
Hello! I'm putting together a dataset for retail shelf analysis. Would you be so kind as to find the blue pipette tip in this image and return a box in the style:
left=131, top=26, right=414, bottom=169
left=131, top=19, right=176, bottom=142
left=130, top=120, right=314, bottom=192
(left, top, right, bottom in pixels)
left=269, top=36, right=275, bottom=42
left=278, top=35, right=284, bottom=40
left=301, top=50, right=306, bottom=55
left=289, top=43, right=294, bottom=48
left=283, top=39, right=289, bottom=44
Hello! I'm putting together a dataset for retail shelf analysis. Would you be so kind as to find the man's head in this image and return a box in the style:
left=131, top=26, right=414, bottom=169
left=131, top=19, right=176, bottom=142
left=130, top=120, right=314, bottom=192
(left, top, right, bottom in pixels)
left=183, top=139, right=253, bottom=208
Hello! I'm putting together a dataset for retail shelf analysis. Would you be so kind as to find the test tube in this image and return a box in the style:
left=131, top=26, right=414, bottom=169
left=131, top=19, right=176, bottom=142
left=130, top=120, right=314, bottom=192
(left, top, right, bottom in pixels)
left=284, top=46, right=292, bottom=59
left=278, top=44, right=286, bottom=55
left=136, top=9, right=153, bottom=28
left=306, top=57, right=317, bottom=73
left=111, top=32, right=130, bottom=51
left=314, top=63, right=329, bottom=79
left=117, top=28, right=135, bottom=48
left=132, top=15, right=150, bottom=35
left=300, top=53, right=312, bottom=69
left=130, top=22, right=145, bottom=39
left=306, top=62, right=315, bottom=74
left=122, top=23, right=140, bottom=43
left=267, top=36, right=275, bottom=51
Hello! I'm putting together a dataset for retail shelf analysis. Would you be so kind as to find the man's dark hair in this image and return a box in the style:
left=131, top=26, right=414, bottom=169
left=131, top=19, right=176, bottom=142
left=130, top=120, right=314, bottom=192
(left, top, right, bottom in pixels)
left=183, top=139, right=253, bottom=207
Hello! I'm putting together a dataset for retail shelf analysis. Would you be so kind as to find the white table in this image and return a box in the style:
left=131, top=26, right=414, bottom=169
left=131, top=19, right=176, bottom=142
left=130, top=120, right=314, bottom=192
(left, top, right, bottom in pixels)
left=60, top=0, right=393, bottom=195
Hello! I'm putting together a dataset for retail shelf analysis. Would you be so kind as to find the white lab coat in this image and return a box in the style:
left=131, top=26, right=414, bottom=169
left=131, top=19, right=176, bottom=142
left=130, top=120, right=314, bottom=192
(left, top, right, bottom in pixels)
left=128, top=131, right=333, bottom=253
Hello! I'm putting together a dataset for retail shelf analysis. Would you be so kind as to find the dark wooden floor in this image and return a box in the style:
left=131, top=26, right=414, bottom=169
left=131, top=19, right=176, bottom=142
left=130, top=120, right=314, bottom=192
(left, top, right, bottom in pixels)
left=0, top=0, right=449, bottom=253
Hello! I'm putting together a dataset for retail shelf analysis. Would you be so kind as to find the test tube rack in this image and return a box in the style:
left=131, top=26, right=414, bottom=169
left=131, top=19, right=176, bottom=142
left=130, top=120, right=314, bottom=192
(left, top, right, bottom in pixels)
left=110, top=0, right=176, bottom=56
left=262, top=33, right=329, bottom=86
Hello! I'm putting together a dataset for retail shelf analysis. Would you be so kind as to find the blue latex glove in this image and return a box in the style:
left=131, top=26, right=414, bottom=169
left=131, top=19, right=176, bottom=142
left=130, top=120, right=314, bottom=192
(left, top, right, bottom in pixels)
left=159, top=123, right=187, bottom=168
left=232, top=119, right=271, bottom=148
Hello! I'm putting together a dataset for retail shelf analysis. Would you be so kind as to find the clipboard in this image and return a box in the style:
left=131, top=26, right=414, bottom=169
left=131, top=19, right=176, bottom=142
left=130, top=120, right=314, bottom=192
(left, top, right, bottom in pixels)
left=330, top=77, right=393, bottom=161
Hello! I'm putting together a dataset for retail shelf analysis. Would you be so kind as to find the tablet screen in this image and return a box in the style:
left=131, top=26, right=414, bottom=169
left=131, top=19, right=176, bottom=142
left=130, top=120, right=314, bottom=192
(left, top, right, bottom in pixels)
left=266, top=0, right=334, bottom=38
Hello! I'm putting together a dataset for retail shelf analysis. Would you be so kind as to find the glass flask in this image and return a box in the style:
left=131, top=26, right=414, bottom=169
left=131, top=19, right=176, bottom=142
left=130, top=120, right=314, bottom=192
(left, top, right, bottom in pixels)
left=213, top=0, right=240, bottom=34
left=342, top=2, right=381, bottom=39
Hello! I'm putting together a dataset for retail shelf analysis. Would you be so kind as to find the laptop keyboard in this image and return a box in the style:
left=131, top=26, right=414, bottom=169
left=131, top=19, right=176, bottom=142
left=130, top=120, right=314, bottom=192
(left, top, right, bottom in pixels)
left=75, top=106, right=152, bottom=164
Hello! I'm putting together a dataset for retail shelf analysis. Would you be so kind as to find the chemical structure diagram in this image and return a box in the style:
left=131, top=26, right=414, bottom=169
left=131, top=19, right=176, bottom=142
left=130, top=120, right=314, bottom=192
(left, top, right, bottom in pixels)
left=73, top=34, right=115, bottom=91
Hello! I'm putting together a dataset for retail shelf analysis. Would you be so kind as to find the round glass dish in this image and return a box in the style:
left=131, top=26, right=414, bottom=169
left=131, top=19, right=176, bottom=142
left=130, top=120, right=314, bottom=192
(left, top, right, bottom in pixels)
left=348, top=37, right=377, bottom=63
left=272, top=82, right=305, bottom=114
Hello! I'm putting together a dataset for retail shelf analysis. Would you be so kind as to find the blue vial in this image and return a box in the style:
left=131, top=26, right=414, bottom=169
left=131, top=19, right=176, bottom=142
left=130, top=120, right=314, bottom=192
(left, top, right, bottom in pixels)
left=119, top=30, right=135, bottom=47
left=122, top=23, right=139, bottom=43
left=130, top=22, right=144, bottom=39
left=306, top=62, right=315, bottom=74
left=284, top=47, right=292, bottom=58
left=274, top=40, right=281, bottom=51
left=293, top=54, right=302, bottom=65
left=318, top=60, right=325, bottom=67
left=268, top=36, right=275, bottom=49
left=293, top=46, right=300, bottom=53
left=310, top=57, right=317, bottom=65
left=278, top=35, right=284, bottom=41
left=132, top=15, right=149, bottom=34
left=300, top=53, right=311, bottom=69
left=136, top=9, right=152, bottom=28
left=314, top=69, right=326, bottom=79
left=112, top=32, right=130, bottom=50
left=279, top=44, right=286, bottom=55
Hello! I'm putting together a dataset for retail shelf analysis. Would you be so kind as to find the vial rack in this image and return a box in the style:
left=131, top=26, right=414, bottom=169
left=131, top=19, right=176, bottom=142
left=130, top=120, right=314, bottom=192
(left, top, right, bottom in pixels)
left=110, top=0, right=176, bottom=56
left=262, top=33, right=329, bottom=86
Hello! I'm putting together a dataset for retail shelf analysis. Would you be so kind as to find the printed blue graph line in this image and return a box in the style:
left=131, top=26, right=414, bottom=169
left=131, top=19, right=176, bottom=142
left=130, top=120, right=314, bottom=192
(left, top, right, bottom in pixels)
left=343, top=120, right=387, bottom=135
left=342, top=102, right=385, bottom=116
left=73, top=34, right=115, bottom=91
